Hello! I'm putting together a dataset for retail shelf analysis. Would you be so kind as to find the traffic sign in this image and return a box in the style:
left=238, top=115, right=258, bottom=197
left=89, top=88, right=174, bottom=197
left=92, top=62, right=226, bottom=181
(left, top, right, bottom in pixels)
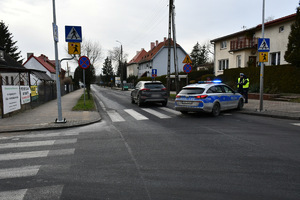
left=182, top=55, right=192, bottom=63
left=152, top=69, right=157, bottom=77
left=78, top=56, right=90, bottom=69
left=259, top=52, right=268, bottom=62
left=258, top=38, right=270, bottom=52
left=68, top=42, right=81, bottom=54
left=65, top=26, right=82, bottom=42
left=183, top=63, right=192, bottom=73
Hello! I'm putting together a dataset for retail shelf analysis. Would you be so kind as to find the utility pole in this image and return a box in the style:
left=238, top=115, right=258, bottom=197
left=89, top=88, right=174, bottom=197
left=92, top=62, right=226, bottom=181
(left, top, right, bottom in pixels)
left=167, top=0, right=180, bottom=94
left=167, top=0, right=172, bottom=97
left=171, top=0, right=179, bottom=94
left=116, top=40, right=123, bottom=90
left=259, top=0, right=265, bottom=111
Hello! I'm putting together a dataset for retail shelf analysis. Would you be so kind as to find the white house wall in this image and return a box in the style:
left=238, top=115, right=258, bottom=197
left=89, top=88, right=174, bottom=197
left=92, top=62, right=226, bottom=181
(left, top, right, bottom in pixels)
left=138, top=47, right=187, bottom=77
left=23, top=58, right=56, bottom=81
left=213, top=19, right=294, bottom=76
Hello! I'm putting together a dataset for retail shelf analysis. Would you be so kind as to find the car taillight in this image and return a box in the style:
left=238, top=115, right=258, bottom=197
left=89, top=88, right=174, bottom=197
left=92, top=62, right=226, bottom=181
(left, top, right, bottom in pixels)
left=176, top=95, right=181, bottom=98
left=140, top=88, right=150, bottom=91
left=161, top=88, right=167, bottom=91
left=195, top=95, right=208, bottom=99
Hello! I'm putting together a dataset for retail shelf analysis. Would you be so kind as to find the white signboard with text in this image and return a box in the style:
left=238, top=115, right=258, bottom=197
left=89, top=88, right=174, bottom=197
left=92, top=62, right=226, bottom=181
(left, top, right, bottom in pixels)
left=2, top=86, right=21, bottom=114
left=20, top=86, right=31, bottom=104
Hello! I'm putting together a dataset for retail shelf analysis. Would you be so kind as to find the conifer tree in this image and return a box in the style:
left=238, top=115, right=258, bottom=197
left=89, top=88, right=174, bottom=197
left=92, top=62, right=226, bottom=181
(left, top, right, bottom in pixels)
left=0, top=21, right=23, bottom=63
left=284, top=4, right=300, bottom=67
left=102, top=57, right=114, bottom=83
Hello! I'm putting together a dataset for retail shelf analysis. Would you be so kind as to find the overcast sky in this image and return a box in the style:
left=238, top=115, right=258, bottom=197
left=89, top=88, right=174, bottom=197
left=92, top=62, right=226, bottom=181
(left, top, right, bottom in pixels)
left=1, top=0, right=298, bottom=74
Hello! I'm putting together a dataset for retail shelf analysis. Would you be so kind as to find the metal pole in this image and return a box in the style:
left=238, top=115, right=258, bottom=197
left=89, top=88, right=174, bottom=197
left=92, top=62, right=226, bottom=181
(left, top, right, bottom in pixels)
left=83, top=69, right=86, bottom=106
left=52, top=0, right=64, bottom=123
left=259, top=0, right=265, bottom=111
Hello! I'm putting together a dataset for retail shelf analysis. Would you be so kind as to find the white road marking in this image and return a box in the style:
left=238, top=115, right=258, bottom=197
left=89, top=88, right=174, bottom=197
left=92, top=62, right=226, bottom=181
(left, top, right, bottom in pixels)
left=107, top=110, right=125, bottom=122
left=0, top=148, right=75, bottom=161
left=142, top=108, right=171, bottom=119
left=124, top=109, right=149, bottom=120
left=0, top=139, right=77, bottom=149
left=0, top=189, right=27, bottom=200
left=291, top=123, right=300, bottom=126
left=0, top=132, right=79, bottom=140
left=158, top=107, right=181, bottom=115
left=0, top=165, right=41, bottom=179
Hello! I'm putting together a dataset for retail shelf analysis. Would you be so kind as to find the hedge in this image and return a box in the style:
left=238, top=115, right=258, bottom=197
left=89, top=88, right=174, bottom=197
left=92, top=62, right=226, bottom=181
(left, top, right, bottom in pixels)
left=221, top=65, right=300, bottom=93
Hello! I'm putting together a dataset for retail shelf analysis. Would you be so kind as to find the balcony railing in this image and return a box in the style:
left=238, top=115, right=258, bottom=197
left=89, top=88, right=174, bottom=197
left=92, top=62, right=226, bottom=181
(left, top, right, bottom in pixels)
left=230, top=37, right=258, bottom=52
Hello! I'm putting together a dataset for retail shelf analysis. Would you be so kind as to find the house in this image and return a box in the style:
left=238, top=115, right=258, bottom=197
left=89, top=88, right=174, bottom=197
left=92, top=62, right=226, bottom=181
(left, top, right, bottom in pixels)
left=127, top=37, right=188, bottom=78
left=23, top=53, right=65, bottom=84
left=210, top=13, right=296, bottom=76
left=127, top=48, right=147, bottom=77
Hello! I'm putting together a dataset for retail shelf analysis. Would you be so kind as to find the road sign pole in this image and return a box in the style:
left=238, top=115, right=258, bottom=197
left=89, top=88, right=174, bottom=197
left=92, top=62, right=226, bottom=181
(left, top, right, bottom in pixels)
left=52, top=0, right=65, bottom=123
left=259, top=0, right=265, bottom=112
left=83, top=69, right=86, bottom=106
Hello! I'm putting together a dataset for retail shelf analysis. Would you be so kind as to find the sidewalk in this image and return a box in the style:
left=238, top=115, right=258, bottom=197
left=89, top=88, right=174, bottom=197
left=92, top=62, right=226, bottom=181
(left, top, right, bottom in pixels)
left=0, top=89, right=101, bottom=133
left=239, top=99, right=300, bottom=120
left=0, top=89, right=299, bottom=133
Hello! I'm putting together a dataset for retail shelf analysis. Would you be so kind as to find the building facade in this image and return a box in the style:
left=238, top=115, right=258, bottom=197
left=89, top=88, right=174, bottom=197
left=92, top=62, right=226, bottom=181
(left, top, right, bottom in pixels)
left=211, top=13, right=296, bottom=76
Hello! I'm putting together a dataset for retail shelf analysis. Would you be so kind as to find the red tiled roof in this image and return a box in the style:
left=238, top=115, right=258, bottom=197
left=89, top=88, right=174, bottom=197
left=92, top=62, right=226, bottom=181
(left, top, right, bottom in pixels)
left=257, top=13, right=296, bottom=28
left=128, top=49, right=148, bottom=64
left=23, top=54, right=56, bottom=73
left=139, top=39, right=179, bottom=63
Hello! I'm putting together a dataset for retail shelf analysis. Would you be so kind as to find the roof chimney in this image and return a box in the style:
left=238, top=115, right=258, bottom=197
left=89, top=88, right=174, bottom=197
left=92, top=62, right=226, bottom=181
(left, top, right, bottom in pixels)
left=164, top=37, right=167, bottom=42
left=150, top=42, right=155, bottom=50
left=156, top=40, right=159, bottom=46
left=27, top=53, right=33, bottom=59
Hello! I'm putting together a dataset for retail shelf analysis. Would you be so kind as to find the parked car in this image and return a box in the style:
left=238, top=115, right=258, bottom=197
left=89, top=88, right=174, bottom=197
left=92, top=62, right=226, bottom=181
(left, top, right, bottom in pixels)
left=175, top=81, right=244, bottom=116
left=131, top=81, right=168, bottom=107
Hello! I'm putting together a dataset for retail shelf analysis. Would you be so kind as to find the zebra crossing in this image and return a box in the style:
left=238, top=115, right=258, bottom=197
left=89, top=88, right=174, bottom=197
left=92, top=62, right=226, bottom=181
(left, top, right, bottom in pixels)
left=0, top=131, right=78, bottom=200
left=107, top=107, right=181, bottom=122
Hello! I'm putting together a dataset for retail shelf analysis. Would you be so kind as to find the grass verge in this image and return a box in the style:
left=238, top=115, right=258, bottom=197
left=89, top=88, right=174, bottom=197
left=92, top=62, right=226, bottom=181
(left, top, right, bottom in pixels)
left=72, top=92, right=96, bottom=111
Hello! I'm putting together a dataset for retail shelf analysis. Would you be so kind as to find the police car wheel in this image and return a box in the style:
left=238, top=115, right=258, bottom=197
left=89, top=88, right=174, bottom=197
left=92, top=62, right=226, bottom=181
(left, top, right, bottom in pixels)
left=211, top=103, right=220, bottom=117
left=137, top=96, right=143, bottom=107
left=237, top=99, right=244, bottom=110
left=131, top=97, right=135, bottom=104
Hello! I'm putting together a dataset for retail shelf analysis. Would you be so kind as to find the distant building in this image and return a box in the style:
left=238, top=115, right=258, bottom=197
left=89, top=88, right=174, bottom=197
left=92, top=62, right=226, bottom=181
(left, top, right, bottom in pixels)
left=23, top=53, right=65, bottom=85
left=127, top=37, right=188, bottom=78
left=211, top=13, right=296, bottom=76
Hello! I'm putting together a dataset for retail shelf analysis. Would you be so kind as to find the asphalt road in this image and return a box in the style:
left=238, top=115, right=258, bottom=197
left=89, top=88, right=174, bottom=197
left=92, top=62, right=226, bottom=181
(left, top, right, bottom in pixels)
left=0, top=85, right=299, bottom=200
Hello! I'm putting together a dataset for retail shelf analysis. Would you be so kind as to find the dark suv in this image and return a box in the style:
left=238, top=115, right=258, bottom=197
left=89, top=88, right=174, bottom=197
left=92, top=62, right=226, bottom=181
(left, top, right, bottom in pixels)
left=131, top=81, right=168, bottom=107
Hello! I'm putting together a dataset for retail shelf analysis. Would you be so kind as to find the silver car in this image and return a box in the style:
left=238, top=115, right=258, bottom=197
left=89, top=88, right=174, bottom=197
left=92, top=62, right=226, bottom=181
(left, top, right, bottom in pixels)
left=131, top=81, right=168, bottom=107
left=175, top=81, right=244, bottom=116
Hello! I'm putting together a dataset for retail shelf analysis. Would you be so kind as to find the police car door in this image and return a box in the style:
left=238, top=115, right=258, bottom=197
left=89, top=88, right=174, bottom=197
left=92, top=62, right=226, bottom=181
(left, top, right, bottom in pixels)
left=222, top=85, right=238, bottom=109
left=210, top=85, right=228, bottom=110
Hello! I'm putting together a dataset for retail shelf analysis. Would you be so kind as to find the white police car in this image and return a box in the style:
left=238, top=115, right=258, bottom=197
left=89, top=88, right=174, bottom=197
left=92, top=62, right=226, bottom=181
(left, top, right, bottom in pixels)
left=175, top=81, right=244, bottom=116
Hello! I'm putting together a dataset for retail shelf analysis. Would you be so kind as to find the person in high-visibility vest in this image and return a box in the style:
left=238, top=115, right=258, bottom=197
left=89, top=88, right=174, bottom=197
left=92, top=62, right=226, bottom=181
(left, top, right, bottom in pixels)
left=237, top=73, right=249, bottom=103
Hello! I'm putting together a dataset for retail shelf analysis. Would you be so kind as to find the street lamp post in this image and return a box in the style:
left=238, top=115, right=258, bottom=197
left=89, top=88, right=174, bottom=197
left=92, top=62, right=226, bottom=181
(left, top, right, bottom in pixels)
left=116, top=40, right=123, bottom=90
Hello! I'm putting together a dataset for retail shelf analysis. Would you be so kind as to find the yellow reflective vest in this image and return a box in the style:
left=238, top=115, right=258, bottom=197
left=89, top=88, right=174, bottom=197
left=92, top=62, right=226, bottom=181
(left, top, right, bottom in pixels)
left=237, top=78, right=249, bottom=89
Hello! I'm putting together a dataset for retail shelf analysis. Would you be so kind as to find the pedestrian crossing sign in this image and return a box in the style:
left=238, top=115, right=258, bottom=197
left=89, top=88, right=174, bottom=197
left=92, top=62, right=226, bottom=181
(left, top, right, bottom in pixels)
left=68, top=42, right=81, bottom=55
left=258, top=38, right=270, bottom=52
left=182, top=55, right=192, bottom=63
left=65, top=26, right=82, bottom=42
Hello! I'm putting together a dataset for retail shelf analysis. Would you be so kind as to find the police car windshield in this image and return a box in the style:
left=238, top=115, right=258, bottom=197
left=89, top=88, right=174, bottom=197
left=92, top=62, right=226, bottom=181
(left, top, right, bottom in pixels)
left=145, top=83, right=164, bottom=89
left=179, top=88, right=205, bottom=95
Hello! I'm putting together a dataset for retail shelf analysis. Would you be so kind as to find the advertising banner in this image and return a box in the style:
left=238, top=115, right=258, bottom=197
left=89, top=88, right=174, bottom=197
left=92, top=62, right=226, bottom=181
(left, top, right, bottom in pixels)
left=2, top=86, right=21, bottom=114
left=30, top=86, right=38, bottom=101
left=20, top=86, right=31, bottom=104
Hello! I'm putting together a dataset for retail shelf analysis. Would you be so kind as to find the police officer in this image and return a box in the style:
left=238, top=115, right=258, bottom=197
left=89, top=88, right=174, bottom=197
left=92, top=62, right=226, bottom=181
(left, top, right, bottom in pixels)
left=237, top=73, right=249, bottom=103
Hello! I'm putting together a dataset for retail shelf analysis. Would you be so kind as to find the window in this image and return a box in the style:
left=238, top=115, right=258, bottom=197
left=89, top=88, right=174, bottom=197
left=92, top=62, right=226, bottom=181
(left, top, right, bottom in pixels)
left=222, top=86, right=234, bottom=93
left=207, top=86, right=223, bottom=93
left=218, top=59, right=229, bottom=70
left=270, top=52, right=280, bottom=65
left=236, top=55, right=241, bottom=68
left=221, top=41, right=227, bottom=49
left=279, top=26, right=284, bottom=33
left=5, top=76, right=9, bottom=85
left=11, top=76, right=14, bottom=85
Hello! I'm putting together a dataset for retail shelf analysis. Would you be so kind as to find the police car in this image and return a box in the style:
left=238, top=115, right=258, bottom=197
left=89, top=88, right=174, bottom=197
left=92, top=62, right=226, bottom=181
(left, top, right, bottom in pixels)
left=175, top=81, right=244, bottom=116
